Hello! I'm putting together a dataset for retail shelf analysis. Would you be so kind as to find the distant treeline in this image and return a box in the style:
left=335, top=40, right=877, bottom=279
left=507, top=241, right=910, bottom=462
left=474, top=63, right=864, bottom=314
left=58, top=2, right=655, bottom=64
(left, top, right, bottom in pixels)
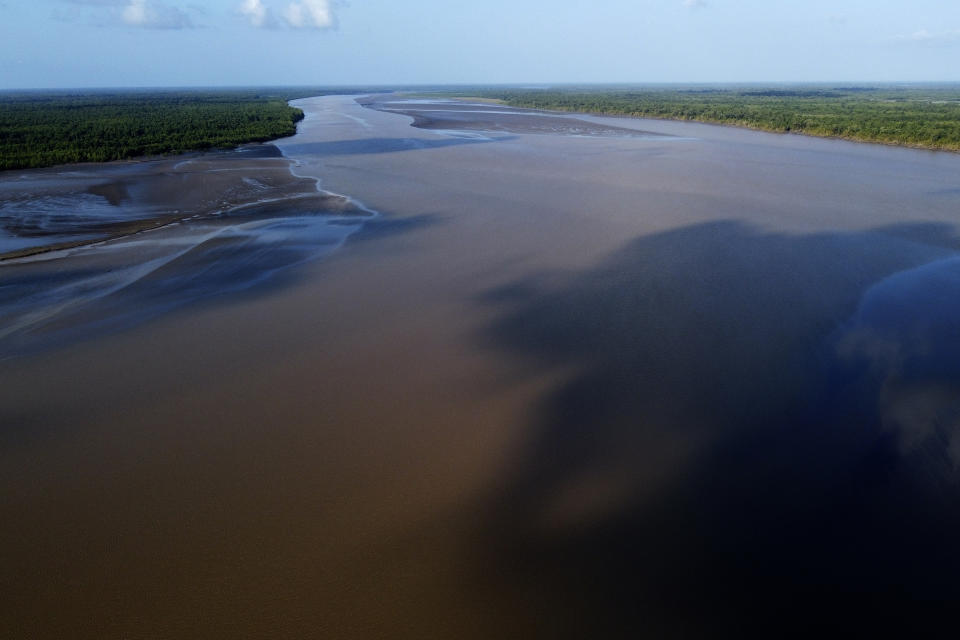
left=0, top=88, right=382, bottom=171
left=466, top=86, right=960, bottom=151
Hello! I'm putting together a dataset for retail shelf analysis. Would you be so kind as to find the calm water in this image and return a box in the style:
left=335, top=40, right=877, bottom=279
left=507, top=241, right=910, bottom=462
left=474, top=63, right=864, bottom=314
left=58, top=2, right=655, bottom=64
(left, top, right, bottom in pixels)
left=364, top=98, right=960, bottom=636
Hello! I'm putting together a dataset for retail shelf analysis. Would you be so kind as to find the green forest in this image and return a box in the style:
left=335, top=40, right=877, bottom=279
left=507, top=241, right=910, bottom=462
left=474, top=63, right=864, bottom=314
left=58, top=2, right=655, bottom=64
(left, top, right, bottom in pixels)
left=0, top=89, right=356, bottom=171
left=465, top=85, right=960, bottom=151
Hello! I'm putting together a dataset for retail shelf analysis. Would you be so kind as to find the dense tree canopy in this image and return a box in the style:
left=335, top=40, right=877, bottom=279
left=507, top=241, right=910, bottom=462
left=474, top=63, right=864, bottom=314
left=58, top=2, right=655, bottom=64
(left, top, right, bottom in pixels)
left=0, top=89, right=355, bottom=171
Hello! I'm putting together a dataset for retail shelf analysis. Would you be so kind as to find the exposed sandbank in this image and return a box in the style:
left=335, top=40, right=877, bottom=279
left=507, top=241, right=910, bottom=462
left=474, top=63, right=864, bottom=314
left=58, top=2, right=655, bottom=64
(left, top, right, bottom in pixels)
left=0, top=144, right=352, bottom=262
left=360, top=96, right=670, bottom=138
left=0, top=142, right=373, bottom=355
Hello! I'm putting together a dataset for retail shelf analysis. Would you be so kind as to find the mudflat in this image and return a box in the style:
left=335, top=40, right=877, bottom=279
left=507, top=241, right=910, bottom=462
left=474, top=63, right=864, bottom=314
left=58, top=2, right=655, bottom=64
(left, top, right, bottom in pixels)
left=3, top=95, right=960, bottom=638
left=0, top=144, right=325, bottom=258
left=0, top=142, right=370, bottom=354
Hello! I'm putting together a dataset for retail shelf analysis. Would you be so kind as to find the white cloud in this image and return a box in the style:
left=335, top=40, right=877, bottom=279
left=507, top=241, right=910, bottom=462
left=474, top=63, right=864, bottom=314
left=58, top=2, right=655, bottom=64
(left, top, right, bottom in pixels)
left=57, top=0, right=195, bottom=29
left=683, top=0, right=707, bottom=8
left=63, top=0, right=342, bottom=31
left=237, top=0, right=339, bottom=30
left=239, top=0, right=271, bottom=27
left=283, top=0, right=337, bottom=29
left=122, top=0, right=191, bottom=28
left=122, top=0, right=148, bottom=23
left=121, top=0, right=193, bottom=29
left=893, top=28, right=960, bottom=45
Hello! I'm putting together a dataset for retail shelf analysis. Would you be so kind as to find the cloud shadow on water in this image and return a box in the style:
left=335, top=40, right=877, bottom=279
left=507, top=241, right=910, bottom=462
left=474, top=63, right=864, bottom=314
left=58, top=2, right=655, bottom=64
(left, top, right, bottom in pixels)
left=475, top=220, right=960, bottom=637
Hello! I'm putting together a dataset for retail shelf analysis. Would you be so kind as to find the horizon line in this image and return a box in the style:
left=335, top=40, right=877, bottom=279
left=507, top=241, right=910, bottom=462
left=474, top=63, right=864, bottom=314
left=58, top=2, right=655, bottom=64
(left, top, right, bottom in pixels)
left=3, top=80, right=960, bottom=93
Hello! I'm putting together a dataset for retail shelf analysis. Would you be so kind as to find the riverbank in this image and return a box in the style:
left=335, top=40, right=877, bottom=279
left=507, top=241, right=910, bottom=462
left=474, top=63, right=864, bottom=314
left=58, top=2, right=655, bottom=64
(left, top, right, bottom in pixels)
left=465, top=86, right=960, bottom=153
left=0, top=144, right=330, bottom=261
left=0, top=137, right=374, bottom=355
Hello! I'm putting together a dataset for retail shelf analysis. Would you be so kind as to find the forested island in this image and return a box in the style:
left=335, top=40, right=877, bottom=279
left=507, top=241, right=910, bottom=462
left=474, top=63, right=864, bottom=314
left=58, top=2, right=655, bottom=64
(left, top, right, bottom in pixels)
left=0, top=88, right=371, bottom=171
left=463, top=85, right=960, bottom=151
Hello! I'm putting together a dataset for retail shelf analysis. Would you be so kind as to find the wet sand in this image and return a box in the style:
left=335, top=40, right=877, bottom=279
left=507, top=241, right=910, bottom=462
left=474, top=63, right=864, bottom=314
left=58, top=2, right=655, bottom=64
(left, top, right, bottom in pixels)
left=0, top=144, right=330, bottom=260
left=0, top=144, right=372, bottom=354
left=3, top=96, right=960, bottom=638
left=360, top=96, right=669, bottom=139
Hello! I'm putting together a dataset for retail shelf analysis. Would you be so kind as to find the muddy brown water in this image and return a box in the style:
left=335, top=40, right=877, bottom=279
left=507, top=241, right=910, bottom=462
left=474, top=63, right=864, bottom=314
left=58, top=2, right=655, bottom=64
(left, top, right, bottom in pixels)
left=3, top=95, right=960, bottom=638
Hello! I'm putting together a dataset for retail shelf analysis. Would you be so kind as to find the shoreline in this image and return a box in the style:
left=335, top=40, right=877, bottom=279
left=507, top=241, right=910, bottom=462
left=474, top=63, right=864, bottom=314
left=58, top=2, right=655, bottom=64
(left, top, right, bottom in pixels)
left=495, top=102, right=960, bottom=154
left=370, top=94, right=960, bottom=153
left=375, top=92, right=960, bottom=153
left=0, top=134, right=373, bottom=263
left=0, top=102, right=381, bottom=354
left=2, top=96, right=341, bottom=262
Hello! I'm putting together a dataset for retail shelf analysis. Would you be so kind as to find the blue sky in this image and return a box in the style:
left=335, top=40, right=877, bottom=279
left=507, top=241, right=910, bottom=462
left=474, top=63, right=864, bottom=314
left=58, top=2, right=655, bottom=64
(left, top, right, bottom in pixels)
left=1, top=0, right=959, bottom=89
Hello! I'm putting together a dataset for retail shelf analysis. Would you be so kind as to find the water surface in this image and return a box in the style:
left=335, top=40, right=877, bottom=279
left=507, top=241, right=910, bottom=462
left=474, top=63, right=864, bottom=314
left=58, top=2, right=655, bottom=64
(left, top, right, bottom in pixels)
left=3, top=95, right=960, bottom=638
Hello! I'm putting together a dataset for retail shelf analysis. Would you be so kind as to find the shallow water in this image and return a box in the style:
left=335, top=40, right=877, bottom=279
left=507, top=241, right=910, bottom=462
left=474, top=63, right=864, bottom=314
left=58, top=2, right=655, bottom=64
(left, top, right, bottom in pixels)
left=0, top=192, right=125, bottom=250
left=0, top=152, right=374, bottom=355
left=0, top=171, right=155, bottom=252
left=0, top=204, right=368, bottom=356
